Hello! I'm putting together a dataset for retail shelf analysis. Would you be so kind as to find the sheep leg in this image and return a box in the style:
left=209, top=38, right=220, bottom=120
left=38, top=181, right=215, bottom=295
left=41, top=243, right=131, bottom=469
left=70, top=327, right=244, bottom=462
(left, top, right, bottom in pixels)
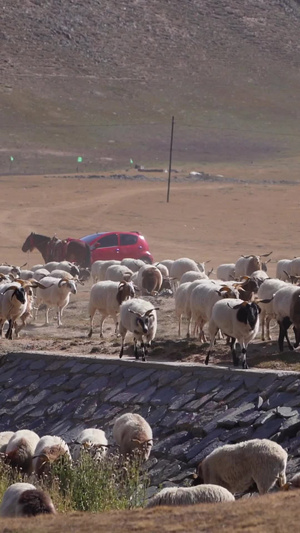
left=293, top=325, right=300, bottom=349
left=0, top=319, right=4, bottom=338
left=278, top=318, right=293, bottom=352
left=99, top=315, right=105, bottom=338
left=240, top=343, right=249, bottom=369
left=88, top=308, right=96, bottom=338
left=5, top=319, right=13, bottom=340
left=230, top=338, right=239, bottom=366
left=266, top=315, right=272, bottom=341
left=186, top=315, right=191, bottom=338
left=206, top=322, right=219, bottom=365
left=178, top=314, right=181, bottom=337
left=44, top=306, right=50, bottom=325
left=261, top=310, right=266, bottom=341
left=134, top=338, right=139, bottom=360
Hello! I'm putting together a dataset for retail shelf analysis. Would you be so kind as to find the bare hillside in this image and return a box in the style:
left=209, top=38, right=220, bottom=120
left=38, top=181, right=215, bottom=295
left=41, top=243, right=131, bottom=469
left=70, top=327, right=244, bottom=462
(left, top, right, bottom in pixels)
left=1, top=0, right=300, bottom=173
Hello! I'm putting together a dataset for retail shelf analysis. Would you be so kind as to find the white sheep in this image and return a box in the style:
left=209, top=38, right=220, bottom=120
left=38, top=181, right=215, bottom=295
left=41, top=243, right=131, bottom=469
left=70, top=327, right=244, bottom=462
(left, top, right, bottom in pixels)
left=146, top=484, right=235, bottom=507
left=235, top=253, right=272, bottom=279
left=180, top=270, right=208, bottom=284
left=18, top=269, right=34, bottom=281
left=105, top=264, right=133, bottom=282
left=35, top=276, right=77, bottom=326
left=43, top=261, right=60, bottom=272
left=112, top=413, right=153, bottom=462
left=91, top=260, right=106, bottom=283
left=250, top=270, right=269, bottom=285
left=170, top=258, right=200, bottom=291
left=73, top=428, right=108, bottom=461
left=158, top=259, right=174, bottom=273
left=88, top=280, right=135, bottom=338
left=0, top=483, right=56, bottom=517
left=216, top=263, right=236, bottom=281
left=98, top=260, right=121, bottom=281
left=273, top=284, right=300, bottom=351
left=192, top=439, right=287, bottom=495
left=47, top=269, right=76, bottom=280
left=121, top=258, right=145, bottom=272
left=257, top=278, right=287, bottom=340
left=6, top=429, right=40, bottom=475
left=206, top=298, right=262, bottom=368
left=31, top=264, right=44, bottom=272
left=33, top=435, right=71, bottom=477
left=32, top=268, right=51, bottom=281
left=0, top=431, right=14, bottom=454
left=175, top=281, right=192, bottom=337
left=154, top=262, right=170, bottom=277
left=56, top=261, right=80, bottom=277
left=190, top=281, right=239, bottom=342
left=119, top=298, right=158, bottom=360
left=276, top=259, right=292, bottom=281
left=0, top=264, right=25, bottom=278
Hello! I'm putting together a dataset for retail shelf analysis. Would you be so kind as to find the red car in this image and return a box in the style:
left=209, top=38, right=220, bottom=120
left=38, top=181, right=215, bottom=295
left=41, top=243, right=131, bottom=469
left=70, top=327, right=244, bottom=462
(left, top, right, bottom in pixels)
left=80, top=231, right=154, bottom=264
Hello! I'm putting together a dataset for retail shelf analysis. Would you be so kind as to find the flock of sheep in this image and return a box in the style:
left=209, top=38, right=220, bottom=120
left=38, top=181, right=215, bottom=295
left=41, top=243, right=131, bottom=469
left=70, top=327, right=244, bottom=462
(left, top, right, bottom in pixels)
left=2, top=253, right=300, bottom=518
left=1, top=413, right=300, bottom=517
left=1, top=251, right=300, bottom=368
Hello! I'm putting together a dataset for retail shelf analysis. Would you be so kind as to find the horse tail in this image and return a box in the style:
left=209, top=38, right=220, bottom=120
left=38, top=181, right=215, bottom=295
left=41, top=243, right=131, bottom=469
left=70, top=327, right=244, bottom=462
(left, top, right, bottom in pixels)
left=84, top=243, right=91, bottom=268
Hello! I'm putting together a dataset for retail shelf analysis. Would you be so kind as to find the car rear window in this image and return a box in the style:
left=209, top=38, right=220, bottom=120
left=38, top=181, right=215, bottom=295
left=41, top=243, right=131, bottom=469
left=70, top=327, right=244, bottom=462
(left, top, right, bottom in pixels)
left=120, top=234, right=138, bottom=246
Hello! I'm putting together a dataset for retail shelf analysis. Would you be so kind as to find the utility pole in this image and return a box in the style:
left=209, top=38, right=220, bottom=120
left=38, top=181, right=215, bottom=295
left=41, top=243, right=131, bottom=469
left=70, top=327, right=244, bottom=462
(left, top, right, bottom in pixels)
left=167, top=116, right=175, bottom=203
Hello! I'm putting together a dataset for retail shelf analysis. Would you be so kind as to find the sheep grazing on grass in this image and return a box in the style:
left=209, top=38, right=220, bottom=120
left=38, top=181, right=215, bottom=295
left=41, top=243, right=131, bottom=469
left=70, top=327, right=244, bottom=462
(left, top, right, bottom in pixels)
left=5, top=430, right=40, bottom=475
left=119, top=298, right=158, bottom=360
left=146, top=484, right=235, bottom=507
left=192, top=439, right=287, bottom=495
left=0, top=483, right=56, bottom=517
left=88, top=280, right=135, bottom=338
left=33, top=435, right=71, bottom=477
left=73, top=428, right=108, bottom=461
left=113, top=413, right=153, bottom=462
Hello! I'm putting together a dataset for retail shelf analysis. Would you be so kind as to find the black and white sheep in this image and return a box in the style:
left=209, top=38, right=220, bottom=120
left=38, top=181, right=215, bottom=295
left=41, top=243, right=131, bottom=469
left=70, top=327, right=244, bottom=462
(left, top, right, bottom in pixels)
left=146, top=484, right=235, bottom=507
left=206, top=298, right=267, bottom=368
left=112, top=413, right=153, bottom=462
left=192, top=439, right=287, bottom=495
left=88, top=280, right=135, bottom=338
left=119, top=298, right=158, bottom=360
left=0, top=483, right=56, bottom=517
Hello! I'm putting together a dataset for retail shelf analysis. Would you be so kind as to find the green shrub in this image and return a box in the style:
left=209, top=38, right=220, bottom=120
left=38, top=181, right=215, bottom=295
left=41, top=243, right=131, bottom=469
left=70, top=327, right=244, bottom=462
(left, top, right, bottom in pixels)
left=0, top=451, right=149, bottom=513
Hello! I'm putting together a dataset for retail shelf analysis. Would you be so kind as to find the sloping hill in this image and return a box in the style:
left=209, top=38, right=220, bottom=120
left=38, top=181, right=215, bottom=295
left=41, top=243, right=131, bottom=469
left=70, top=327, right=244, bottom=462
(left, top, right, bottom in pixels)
left=1, top=0, right=300, bottom=173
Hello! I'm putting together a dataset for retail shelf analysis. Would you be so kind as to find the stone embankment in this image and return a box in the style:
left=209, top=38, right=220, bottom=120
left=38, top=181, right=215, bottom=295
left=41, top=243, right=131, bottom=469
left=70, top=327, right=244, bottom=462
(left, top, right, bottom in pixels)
left=1, top=352, right=300, bottom=492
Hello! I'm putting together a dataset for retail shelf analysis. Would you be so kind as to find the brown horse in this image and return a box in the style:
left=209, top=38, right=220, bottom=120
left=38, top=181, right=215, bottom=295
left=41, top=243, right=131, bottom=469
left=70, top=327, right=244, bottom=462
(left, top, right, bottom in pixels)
left=22, top=232, right=91, bottom=268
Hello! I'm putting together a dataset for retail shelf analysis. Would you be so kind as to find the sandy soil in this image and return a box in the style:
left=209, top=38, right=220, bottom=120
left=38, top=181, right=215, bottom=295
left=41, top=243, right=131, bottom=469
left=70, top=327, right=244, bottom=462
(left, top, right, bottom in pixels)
left=0, top=170, right=299, bottom=369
